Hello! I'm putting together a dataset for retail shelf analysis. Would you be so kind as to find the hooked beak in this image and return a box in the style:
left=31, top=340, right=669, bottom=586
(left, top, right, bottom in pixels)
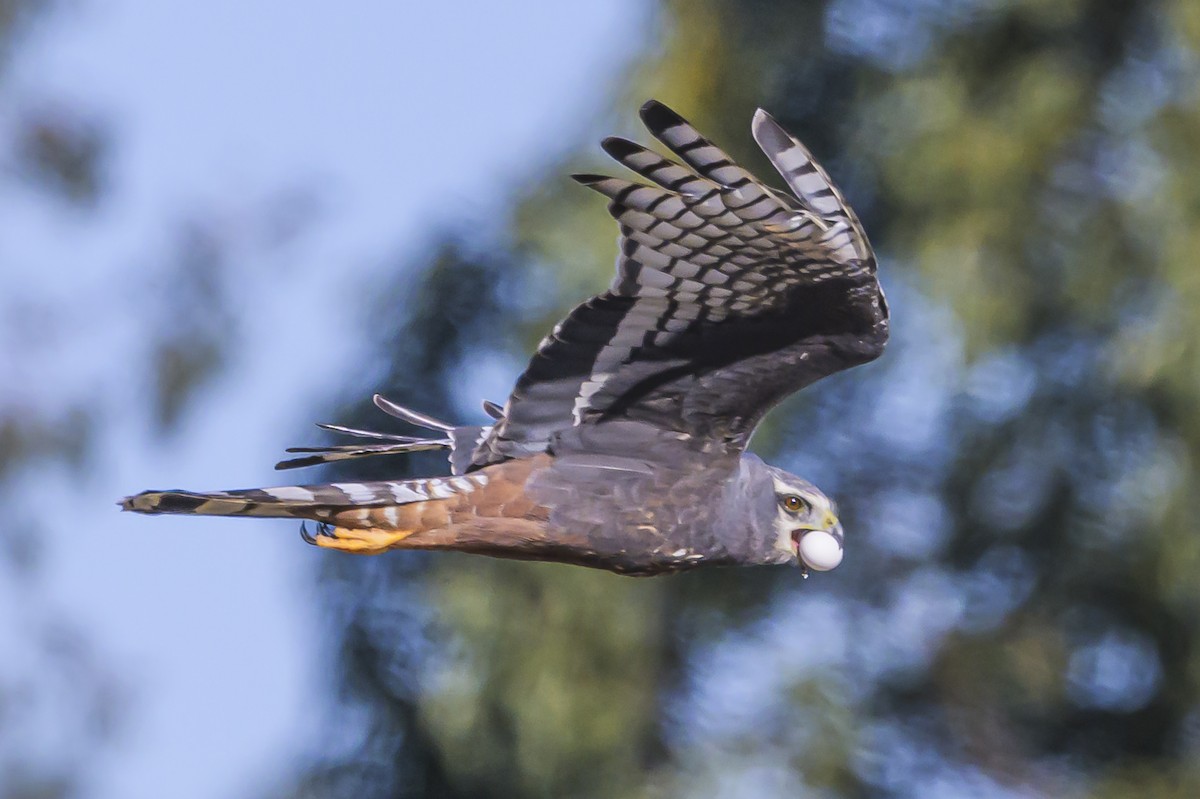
left=791, top=515, right=844, bottom=572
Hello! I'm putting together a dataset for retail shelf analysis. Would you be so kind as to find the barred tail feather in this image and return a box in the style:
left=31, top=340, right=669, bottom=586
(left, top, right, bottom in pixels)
left=121, top=487, right=315, bottom=518
left=122, top=452, right=551, bottom=558
left=120, top=473, right=486, bottom=525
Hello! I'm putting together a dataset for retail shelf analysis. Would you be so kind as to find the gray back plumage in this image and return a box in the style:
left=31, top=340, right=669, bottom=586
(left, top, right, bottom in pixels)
left=524, top=421, right=788, bottom=573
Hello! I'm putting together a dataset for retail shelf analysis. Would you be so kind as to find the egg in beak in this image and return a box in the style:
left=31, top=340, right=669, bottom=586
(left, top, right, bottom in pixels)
left=792, top=520, right=844, bottom=572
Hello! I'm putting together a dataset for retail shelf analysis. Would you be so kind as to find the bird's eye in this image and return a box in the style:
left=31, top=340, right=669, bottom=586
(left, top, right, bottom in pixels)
left=782, top=495, right=807, bottom=513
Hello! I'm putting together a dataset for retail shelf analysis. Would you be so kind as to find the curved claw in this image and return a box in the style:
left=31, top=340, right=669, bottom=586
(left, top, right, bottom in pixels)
left=299, top=520, right=337, bottom=545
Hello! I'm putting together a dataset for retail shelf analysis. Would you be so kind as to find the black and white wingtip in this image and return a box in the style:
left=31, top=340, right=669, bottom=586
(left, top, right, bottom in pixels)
left=639, top=99, right=685, bottom=131
left=749, top=107, right=856, bottom=227
left=570, top=173, right=609, bottom=188
left=599, top=136, right=643, bottom=161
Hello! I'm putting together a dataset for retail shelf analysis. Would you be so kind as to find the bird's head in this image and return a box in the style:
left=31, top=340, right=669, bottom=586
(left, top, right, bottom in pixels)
left=766, top=469, right=844, bottom=574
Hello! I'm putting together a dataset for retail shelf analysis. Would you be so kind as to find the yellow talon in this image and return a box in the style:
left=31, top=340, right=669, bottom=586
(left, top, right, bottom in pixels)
left=312, top=526, right=416, bottom=554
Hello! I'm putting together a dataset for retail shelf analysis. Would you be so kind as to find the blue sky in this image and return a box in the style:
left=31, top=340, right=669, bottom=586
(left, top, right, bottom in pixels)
left=1, top=2, right=648, bottom=796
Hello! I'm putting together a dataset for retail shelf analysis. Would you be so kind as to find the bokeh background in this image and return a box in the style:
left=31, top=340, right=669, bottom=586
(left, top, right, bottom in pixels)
left=4, top=1, right=1200, bottom=797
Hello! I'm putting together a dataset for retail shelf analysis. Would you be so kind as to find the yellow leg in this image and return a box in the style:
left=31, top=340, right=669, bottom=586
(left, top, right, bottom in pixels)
left=301, top=522, right=415, bottom=555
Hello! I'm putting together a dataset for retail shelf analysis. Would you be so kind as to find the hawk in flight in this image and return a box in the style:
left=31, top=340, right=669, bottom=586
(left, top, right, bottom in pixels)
left=122, top=101, right=888, bottom=576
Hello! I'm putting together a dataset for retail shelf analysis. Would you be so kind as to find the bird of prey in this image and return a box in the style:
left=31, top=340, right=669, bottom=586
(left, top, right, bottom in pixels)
left=122, top=101, right=888, bottom=576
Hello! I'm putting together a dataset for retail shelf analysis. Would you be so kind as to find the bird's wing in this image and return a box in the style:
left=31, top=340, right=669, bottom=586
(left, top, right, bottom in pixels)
left=275, top=395, right=490, bottom=475
left=473, top=101, right=888, bottom=467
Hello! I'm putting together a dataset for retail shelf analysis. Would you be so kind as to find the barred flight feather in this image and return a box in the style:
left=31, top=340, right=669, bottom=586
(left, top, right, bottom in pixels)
left=474, top=99, right=884, bottom=464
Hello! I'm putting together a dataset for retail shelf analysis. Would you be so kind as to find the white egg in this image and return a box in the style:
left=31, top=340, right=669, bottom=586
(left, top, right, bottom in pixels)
left=798, top=530, right=843, bottom=571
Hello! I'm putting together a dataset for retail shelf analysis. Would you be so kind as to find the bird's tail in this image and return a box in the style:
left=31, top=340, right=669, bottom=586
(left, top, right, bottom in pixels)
left=119, top=454, right=550, bottom=556
left=119, top=470, right=499, bottom=555
left=120, top=472, right=486, bottom=523
left=120, top=395, right=528, bottom=554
